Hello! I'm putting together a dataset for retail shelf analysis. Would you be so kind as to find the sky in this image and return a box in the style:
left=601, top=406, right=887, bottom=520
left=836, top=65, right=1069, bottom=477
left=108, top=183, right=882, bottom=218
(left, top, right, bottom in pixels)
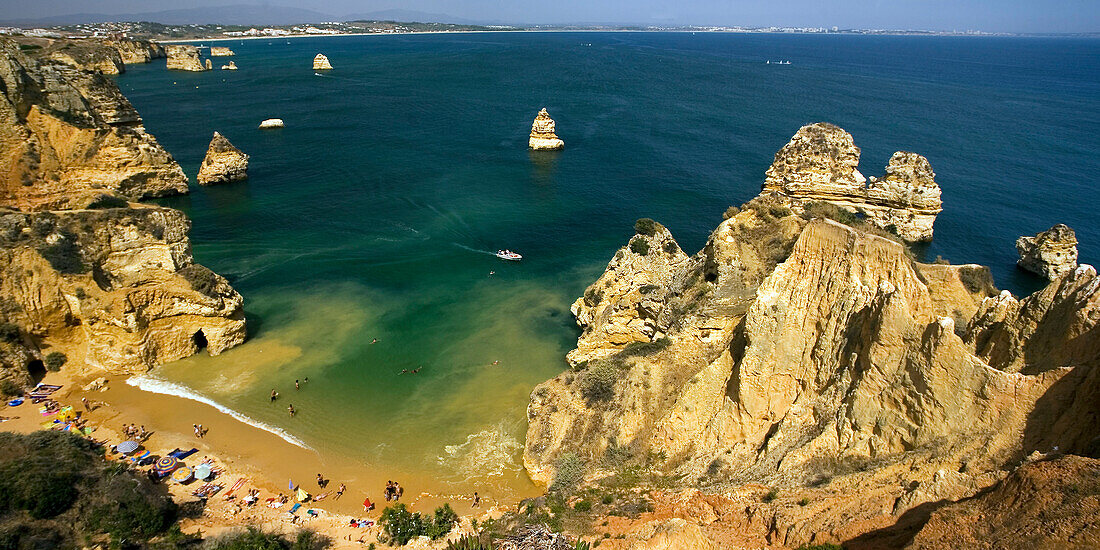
left=2, top=0, right=1098, bottom=33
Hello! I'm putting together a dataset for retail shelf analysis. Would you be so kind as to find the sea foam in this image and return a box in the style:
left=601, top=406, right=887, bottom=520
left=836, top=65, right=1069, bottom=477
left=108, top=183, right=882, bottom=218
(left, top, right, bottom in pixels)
left=126, top=375, right=313, bottom=450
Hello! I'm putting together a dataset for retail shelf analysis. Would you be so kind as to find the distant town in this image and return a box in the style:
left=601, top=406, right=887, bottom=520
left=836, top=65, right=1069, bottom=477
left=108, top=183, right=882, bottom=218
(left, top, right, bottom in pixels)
left=0, top=19, right=1033, bottom=41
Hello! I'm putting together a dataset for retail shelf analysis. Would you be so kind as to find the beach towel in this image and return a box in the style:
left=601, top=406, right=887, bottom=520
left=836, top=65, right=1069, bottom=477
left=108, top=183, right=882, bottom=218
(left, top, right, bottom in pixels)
left=169, top=448, right=199, bottom=459
left=224, top=477, right=246, bottom=498
left=268, top=501, right=283, bottom=509
left=34, top=384, right=62, bottom=393
left=288, top=503, right=302, bottom=514
left=129, top=451, right=150, bottom=463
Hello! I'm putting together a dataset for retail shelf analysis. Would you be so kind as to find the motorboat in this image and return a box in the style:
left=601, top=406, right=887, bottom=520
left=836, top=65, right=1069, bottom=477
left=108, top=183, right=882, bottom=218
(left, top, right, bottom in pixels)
left=495, top=250, right=522, bottom=261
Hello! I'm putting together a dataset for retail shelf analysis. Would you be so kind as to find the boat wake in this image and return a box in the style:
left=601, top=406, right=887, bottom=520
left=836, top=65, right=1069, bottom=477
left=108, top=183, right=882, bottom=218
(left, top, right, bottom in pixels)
left=126, top=375, right=313, bottom=450
left=451, top=243, right=498, bottom=256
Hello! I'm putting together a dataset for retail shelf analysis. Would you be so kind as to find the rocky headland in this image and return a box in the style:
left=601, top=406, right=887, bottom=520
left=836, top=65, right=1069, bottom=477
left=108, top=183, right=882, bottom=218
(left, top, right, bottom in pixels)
left=523, top=123, right=1098, bottom=548
left=1016, top=223, right=1078, bottom=280
left=104, top=39, right=166, bottom=65
left=210, top=46, right=235, bottom=57
left=529, top=108, right=564, bottom=150
left=761, top=123, right=943, bottom=242
left=313, top=53, right=333, bottom=70
left=197, top=131, right=249, bottom=185
left=166, top=44, right=209, bottom=72
left=0, top=40, right=244, bottom=392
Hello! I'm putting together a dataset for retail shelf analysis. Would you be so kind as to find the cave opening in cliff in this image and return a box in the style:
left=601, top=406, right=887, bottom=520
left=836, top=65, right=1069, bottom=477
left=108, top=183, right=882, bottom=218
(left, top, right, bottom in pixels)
left=193, top=330, right=208, bottom=352
left=26, top=359, right=45, bottom=384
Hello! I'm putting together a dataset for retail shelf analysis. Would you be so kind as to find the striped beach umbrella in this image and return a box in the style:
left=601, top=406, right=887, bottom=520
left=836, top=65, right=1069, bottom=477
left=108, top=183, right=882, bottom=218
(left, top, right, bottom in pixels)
left=116, top=440, right=140, bottom=454
left=154, top=456, right=179, bottom=475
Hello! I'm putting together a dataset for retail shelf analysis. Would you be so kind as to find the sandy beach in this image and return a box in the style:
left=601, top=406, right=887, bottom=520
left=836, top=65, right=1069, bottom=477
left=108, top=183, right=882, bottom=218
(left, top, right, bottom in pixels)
left=0, top=369, right=510, bottom=547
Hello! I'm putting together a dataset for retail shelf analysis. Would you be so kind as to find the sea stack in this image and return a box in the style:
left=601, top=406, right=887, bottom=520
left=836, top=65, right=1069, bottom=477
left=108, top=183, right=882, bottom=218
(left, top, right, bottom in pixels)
left=221, top=61, right=238, bottom=70
left=313, top=53, right=333, bottom=70
left=1016, top=224, right=1078, bottom=279
left=165, top=44, right=209, bottom=71
left=762, top=122, right=942, bottom=241
left=210, top=46, right=235, bottom=56
left=528, top=108, right=564, bottom=150
left=197, top=132, right=249, bottom=185
left=259, top=118, right=284, bottom=129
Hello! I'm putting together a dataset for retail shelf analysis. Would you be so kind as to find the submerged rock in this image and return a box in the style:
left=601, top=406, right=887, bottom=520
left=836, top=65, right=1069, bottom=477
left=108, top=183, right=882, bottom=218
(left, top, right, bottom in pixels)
left=313, top=53, right=333, bottom=70
left=528, top=108, right=564, bottom=150
left=259, top=118, right=284, bottom=129
left=166, top=45, right=209, bottom=71
left=1016, top=223, right=1078, bottom=279
left=209, top=46, right=235, bottom=56
left=762, top=122, right=943, bottom=242
left=197, top=132, right=249, bottom=185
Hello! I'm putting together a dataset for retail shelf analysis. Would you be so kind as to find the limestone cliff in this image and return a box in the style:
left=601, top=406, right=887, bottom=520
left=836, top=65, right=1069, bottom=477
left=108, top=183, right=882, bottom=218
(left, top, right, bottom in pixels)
left=103, top=39, right=166, bottom=65
left=313, top=53, right=333, bottom=70
left=0, top=40, right=188, bottom=210
left=197, top=132, right=249, bottom=185
left=524, top=126, right=1098, bottom=548
left=1016, top=223, right=1078, bottom=280
left=209, top=47, right=235, bottom=57
left=0, top=207, right=245, bottom=382
left=762, top=123, right=942, bottom=242
left=0, top=41, right=244, bottom=391
left=529, top=108, right=564, bottom=150
left=166, top=45, right=209, bottom=72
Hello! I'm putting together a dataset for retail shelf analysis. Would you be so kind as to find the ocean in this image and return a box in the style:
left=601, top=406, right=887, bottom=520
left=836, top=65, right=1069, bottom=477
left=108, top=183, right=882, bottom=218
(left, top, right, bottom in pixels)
left=116, top=31, right=1100, bottom=499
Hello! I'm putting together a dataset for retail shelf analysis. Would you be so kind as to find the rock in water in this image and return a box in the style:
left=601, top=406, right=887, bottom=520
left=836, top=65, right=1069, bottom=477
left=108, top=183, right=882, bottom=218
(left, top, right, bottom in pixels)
left=1016, top=224, right=1078, bottom=279
left=221, top=61, right=238, bottom=70
left=197, top=132, right=249, bottom=185
left=204, top=59, right=212, bottom=70
left=209, top=46, right=235, bottom=56
left=259, top=118, right=284, bottom=129
left=762, top=122, right=943, bottom=241
left=313, top=53, right=333, bottom=70
left=166, top=45, right=209, bottom=71
left=528, top=108, right=564, bottom=150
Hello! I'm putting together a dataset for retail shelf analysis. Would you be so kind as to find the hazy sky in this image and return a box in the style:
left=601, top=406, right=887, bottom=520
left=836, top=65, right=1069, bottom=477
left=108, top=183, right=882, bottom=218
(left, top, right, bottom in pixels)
left=5, top=0, right=1099, bottom=33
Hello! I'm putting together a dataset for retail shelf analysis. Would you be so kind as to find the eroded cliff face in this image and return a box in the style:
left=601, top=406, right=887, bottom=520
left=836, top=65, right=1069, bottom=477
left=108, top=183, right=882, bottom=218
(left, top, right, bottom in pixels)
left=762, top=123, right=943, bottom=242
left=0, top=40, right=245, bottom=390
left=1016, top=223, right=1078, bottom=280
left=525, top=124, right=1098, bottom=548
left=0, top=40, right=189, bottom=211
left=104, top=39, right=166, bottom=65
left=529, top=108, right=564, bottom=150
left=0, top=207, right=245, bottom=378
left=197, top=132, right=249, bottom=185
left=166, top=45, right=209, bottom=72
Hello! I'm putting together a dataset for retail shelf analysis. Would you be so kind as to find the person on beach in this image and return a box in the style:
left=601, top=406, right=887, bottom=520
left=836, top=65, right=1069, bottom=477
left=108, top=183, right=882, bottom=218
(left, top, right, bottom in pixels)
left=295, top=379, right=300, bottom=390
left=270, top=389, right=278, bottom=402
left=317, top=473, right=328, bottom=488
left=362, top=496, right=374, bottom=511
left=288, top=404, right=296, bottom=416
left=384, top=481, right=394, bottom=501
left=335, top=483, right=346, bottom=500
left=194, top=424, right=202, bottom=438
left=473, top=492, right=480, bottom=507
left=371, top=338, right=377, bottom=344
left=395, top=483, right=404, bottom=501
left=82, top=397, right=90, bottom=411
left=139, top=425, right=149, bottom=440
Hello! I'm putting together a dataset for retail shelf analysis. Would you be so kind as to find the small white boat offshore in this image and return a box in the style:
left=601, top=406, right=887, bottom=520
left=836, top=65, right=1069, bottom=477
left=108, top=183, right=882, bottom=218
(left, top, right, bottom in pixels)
left=496, top=250, right=522, bottom=261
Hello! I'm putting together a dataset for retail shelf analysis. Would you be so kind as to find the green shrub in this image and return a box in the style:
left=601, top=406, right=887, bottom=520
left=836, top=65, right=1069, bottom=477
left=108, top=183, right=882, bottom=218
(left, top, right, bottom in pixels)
left=550, top=453, right=586, bottom=495
left=573, top=500, right=592, bottom=512
left=379, top=503, right=457, bottom=545
left=762, top=488, right=778, bottom=503
left=0, top=379, right=21, bottom=397
left=723, top=206, right=740, bottom=220
left=446, top=535, right=492, bottom=550
left=634, top=218, right=658, bottom=237
left=799, top=497, right=810, bottom=506
left=580, top=360, right=618, bottom=405
left=0, top=322, right=20, bottom=343
left=801, top=202, right=858, bottom=226
left=601, top=494, right=614, bottom=505
left=44, top=352, right=66, bottom=372
left=662, top=241, right=679, bottom=255
left=85, top=194, right=129, bottom=209
left=629, top=237, right=649, bottom=256
left=19, top=44, right=42, bottom=51
left=205, top=527, right=303, bottom=549
left=178, top=264, right=220, bottom=295
left=958, top=266, right=996, bottom=295
left=620, top=337, right=671, bottom=357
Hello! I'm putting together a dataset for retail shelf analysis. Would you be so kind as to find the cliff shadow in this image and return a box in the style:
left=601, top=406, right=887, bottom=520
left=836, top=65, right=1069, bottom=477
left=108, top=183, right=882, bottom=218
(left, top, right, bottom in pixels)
left=1019, top=363, right=1100, bottom=462
left=842, top=498, right=947, bottom=550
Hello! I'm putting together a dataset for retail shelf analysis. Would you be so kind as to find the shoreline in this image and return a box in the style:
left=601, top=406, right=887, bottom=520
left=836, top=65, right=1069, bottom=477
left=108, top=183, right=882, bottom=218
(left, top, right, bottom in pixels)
left=0, top=369, right=511, bottom=547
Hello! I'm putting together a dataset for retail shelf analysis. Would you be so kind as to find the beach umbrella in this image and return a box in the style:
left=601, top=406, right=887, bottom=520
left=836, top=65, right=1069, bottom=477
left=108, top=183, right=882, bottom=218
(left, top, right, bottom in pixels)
left=289, top=479, right=295, bottom=491
left=192, top=463, right=212, bottom=481
left=172, top=466, right=193, bottom=483
left=296, top=487, right=311, bottom=502
left=153, top=456, right=179, bottom=475
left=116, top=440, right=140, bottom=454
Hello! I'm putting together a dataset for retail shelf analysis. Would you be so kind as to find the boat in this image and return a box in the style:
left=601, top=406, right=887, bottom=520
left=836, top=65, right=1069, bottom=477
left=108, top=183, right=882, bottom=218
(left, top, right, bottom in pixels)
left=495, top=250, right=522, bottom=261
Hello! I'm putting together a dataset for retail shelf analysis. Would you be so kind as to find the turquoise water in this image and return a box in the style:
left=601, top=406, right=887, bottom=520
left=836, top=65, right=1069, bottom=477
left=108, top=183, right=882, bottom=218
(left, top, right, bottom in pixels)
left=117, top=32, right=1100, bottom=497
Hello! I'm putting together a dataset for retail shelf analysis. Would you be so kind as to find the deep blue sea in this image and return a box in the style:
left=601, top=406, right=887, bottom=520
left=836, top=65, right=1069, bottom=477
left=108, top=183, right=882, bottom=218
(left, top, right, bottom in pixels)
left=116, top=32, right=1100, bottom=498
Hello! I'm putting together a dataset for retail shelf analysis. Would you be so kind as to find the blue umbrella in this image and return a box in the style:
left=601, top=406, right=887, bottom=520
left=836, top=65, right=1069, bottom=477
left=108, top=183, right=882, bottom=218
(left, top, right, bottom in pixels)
left=116, top=441, right=140, bottom=454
